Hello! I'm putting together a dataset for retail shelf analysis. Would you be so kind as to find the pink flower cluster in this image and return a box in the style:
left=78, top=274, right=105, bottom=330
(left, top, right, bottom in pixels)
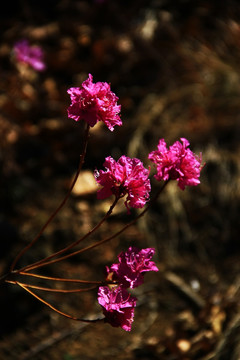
left=67, top=74, right=121, bottom=131
left=13, top=39, right=46, bottom=71
left=106, top=246, right=159, bottom=289
left=65, top=75, right=204, bottom=331
left=98, top=286, right=137, bottom=331
left=149, top=138, right=202, bottom=190
left=98, top=247, right=158, bottom=331
left=94, top=155, right=151, bottom=212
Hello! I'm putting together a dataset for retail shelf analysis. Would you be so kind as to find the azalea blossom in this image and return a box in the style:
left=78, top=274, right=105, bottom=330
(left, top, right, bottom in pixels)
left=67, top=74, right=121, bottom=131
left=13, top=39, right=46, bottom=71
left=106, top=246, right=159, bottom=289
left=148, top=138, right=202, bottom=190
left=94, top=155, right=151, bottom=212
left=98, top=286, right=137, bottom=331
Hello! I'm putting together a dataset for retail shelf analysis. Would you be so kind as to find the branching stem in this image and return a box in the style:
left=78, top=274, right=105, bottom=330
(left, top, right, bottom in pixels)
left=18, top=282, right=103, bottom=322
left=10, top=124, right=90, bottom=272
left=19, top=271, right=102, bottom=284
left=18, top=196, right=119, bottom=273
left=19, top=181, right=170, bottom=272
left=6, top=280, right=98, bottom=293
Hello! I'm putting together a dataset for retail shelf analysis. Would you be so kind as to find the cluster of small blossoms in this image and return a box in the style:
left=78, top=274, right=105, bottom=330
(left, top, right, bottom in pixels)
left=94, top=156, right=151, bottom=213
left=67, top=74, right=121, bottom=131
left=65, top=74, right=203, bottom=330
left=13, top=39, right=46, bottom=71
left=98, top=247, right=159, bottom=331
left=7, top=47, right=204, bottom=331
left=148, top=138, right=202, bottom=190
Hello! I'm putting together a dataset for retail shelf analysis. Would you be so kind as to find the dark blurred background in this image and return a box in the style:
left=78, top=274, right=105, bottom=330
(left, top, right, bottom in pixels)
left=0, top=1, right=240, bottom=359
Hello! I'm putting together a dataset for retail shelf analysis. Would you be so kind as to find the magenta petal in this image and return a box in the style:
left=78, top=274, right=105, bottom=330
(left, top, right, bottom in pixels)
left=13, top=39, right=46, bottom=71
left=107, top=246, right=159, bottom=289
left=67, top=74, right=121, bottom=130
left=98, top=286, right=137, bottom=331
left=149, top=138, right=203, bottom=190
left=94, top=156, right=151, bottom=211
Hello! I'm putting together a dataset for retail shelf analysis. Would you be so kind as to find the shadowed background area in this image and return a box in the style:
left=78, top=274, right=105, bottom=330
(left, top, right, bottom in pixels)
left=0, top=1, right=240, bottom=359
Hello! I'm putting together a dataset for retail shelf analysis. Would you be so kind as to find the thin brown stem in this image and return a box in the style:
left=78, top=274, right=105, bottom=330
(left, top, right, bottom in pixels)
left=20, top=181, right=170, bottom=272
left=0, top=271, right=17, bottom=285
left=19, top=271, right=102, bottom=284
left=7, top=280, right=97, bottom=293
left=10, top=124, right=90, bottom=272
left=17, top=282, right=103, bottom=322
left=18, top=196, right=119, bottom=274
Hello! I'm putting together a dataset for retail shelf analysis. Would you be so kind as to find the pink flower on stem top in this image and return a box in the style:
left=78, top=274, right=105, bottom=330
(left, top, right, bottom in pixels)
left=67, top=74, right=121, bottom=131
left=94, top=155, right=151, bottom=212
left=148, top=138, right=202, bottom=190
left=13, top=39, right=46, bottom=71
left=106, top=246, right=159, bottom=289
left=98, top=286, right=137, bottom=331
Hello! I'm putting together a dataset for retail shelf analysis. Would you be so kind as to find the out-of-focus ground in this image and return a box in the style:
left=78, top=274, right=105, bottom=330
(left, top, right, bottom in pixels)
left=0, top=1, right=240, bottom=359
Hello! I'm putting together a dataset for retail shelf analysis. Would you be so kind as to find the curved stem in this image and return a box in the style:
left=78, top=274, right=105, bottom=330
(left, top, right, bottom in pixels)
left=17, top=282, right=103, bottom=322
left=0, top=271, right=17, bottom=285
left=7, top=280, right=98, bottom=293
left=19, top=271, right=102, bottom=284
left=10, top=124, right=90, bottom=272
left=20, top=181, right=170, bottom=272
left=18, top=196, right=119, bottom=274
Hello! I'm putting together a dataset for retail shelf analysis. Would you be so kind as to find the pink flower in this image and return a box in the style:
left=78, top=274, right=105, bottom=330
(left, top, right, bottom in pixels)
left=13, top=39, right=46, bottom=71
left=67, top=74, right=121, bottom=131
left=94, top=155, right=151, bottom=212
left=106, top=247, right=159, bottom=289
left=148, top=138, right=202, bottom=190
left=98, top=286, right=137, bottom=331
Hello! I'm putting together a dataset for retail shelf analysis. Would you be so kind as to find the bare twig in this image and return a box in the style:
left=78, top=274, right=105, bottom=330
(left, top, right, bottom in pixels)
left=18, top=282, right=104, bottom=323
left=10, top=123, right=90, bottom=271
left=20, top=181, right=170, bottom=272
